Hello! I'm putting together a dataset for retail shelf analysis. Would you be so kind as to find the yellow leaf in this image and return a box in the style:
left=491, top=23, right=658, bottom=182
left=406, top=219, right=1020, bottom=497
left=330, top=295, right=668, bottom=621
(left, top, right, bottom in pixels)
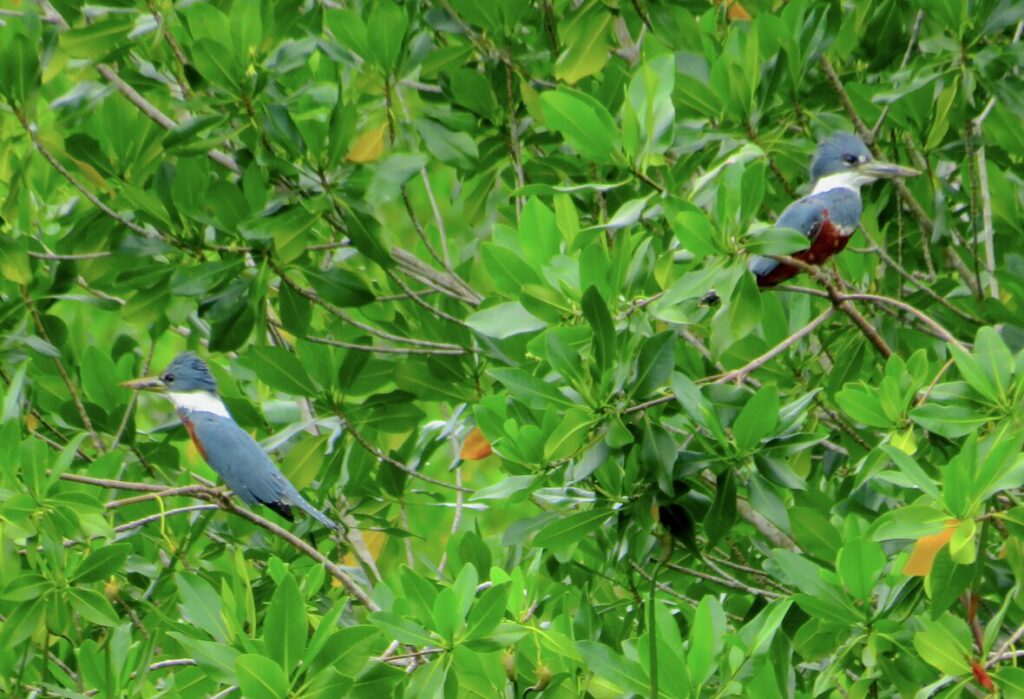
left=460, top=426, right=493, bottom=461
left=553, top=12, right=613, bottom=85
left=903, top=519, right=958, bottom=576
left=340, top=529, right=386, bottom=570
left=891, top=428, right=918, bottom=455
left=346, top=124, right=386, bottom=163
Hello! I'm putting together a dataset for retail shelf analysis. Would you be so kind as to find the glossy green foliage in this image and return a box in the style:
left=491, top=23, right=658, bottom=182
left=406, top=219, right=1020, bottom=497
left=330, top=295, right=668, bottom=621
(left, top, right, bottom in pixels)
left=0, top=0, right=1022, bottom=696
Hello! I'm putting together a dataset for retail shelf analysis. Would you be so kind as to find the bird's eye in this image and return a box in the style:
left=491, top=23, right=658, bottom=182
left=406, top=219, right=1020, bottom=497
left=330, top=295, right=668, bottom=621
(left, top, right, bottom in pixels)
left=843, top=154, right=858, bottom=164
left=163, top=373, right=175, bottom=384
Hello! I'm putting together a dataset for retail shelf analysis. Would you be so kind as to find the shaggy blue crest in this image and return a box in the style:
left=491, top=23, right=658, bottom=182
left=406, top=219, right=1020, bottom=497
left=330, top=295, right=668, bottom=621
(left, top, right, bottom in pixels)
left=161, top=352, right=218, bottom=393
left=810, top=132, right=872, bottom=181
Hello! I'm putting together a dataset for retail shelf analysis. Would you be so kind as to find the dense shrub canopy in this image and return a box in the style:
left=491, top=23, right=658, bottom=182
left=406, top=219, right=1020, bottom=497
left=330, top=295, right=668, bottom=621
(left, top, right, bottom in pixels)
left=0, top=0, right=1023, bottom=696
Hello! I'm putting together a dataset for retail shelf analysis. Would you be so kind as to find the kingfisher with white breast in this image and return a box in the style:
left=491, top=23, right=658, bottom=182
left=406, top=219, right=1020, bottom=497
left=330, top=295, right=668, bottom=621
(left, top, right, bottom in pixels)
left=123, top=352, right=338, bottom=530
left=749, top=132, right=919, bottom=285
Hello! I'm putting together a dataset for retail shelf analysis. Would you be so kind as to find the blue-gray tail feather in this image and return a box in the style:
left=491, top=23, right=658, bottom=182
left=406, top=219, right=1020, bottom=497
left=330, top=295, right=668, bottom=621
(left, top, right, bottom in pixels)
left=290, top=490, right=339, bottom=530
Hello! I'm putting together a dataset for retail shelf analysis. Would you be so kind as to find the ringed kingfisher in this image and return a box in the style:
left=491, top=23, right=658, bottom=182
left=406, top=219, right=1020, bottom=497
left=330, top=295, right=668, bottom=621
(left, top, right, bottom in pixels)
left=123, top=352, right=338, bottom=530
left=748, top=132, right=919, bottom=286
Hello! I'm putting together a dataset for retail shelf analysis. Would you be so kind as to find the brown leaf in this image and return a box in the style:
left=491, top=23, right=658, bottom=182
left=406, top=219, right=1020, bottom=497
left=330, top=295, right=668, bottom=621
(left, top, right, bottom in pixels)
left=461, top=427, right=493, bottom=461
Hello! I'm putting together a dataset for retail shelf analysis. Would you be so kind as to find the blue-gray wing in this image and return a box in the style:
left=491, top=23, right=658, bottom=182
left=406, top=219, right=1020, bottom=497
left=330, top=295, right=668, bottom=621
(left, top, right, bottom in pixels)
left=748, top=196, right=830, bottom=278
left=189, top=413, right=338, bottom=529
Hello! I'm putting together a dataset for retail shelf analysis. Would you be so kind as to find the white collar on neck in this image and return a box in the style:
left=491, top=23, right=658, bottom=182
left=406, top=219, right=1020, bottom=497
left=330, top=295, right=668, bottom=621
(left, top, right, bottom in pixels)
left=810, top=170, right=864, bottom=195
left=167, top=391, right=230, bottom=418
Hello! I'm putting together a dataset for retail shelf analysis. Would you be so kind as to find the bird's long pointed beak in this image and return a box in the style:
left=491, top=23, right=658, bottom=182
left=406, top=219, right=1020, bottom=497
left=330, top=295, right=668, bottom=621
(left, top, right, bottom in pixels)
left=858, top=160, right=920, bottom=179
left=121, top=376, right=166, bottom=392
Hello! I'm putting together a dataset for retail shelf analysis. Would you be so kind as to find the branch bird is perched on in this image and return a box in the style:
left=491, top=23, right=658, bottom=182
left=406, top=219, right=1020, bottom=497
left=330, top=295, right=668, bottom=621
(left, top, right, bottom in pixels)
left=123, top=352, right=338, bottom=530
left=748, top=132, right=919, bottom=286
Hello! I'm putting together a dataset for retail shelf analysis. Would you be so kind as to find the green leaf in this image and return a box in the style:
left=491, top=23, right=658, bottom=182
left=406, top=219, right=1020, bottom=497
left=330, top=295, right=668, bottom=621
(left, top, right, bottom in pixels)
left=469, top=476, right=536, bottom=502
left=631, top=331, right=675, bottom=398
left=367, top=1, right=407, bottom=71
left=581, top=286, right=615, bottom=378
left=540, top=88, right=618, bottom=164
left=466, top=302, right=545, bottom=339
left=264, top=573, right=306, bottom=674
left=880, top=445, right=942, bottom=502
left=973, top=326, right=1014, bottom=402
left=80, top=345, right=123, bottom=410
left=304, top=268, right=375, bottom=307
left=553, top=10, right=613, bottom=85
left=744, top=226, right=810, bottom=255
left=533, top=508, right=612, bottom=549
left=192, top=38, right=242, bottom=88
left=243, top=346, right=318, bottom=396
left=687, top=596, right=725, bottom=686
left=278, top=282, right=312, bottom=336
left=368, top=612, right=436, bottom=646
left=545, top=411, right=595, bottom=465
left=949, top=341, right=998, bottom=403
left=68, top=588, right=120, bottom=627
left=577, top=641, right=649, bottom=696
left=463, top=583, right=509, bottom=641
left=326, top=9, right=369, bottom=57
left=71, top=544, right=131, bottom=584
left=171, top=259, right=244, bottom=297
left=487, top=367, right=573, bottom=409
left=236, top=654, right=289, bottom=699
left=175, top=572, right=231, bottom=643
left=671, top=209, right=722, bottom=258
left=912, top=614, right=972, bottom=676
left=872, top=505, right=950, bottom=541
left=836, top=537, right=885, bottom=601
left=432, top=587, right=460, bottom=645
left=704, top=470, right=736, bottom=545
left=0, top=33, right=38, bottom=103
left=836, top=384, right=894, bottom=428
left=732, top=386, right=779, bottom=451
left=280, top=434, right=329, bottom=491
left=1, top=574, right=55, bottom=602
left=0, top=598, right=45, bottom=649
left=910, top=403, right=992, bottom=438
left=788, top=507, right=841, bottom=561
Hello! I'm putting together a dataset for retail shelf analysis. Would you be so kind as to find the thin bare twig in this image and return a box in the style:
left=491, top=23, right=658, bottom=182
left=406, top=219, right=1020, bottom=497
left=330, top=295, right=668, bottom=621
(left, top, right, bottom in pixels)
left=664, top=561, right=783, bottom=599
left=770, top=255, right=892, bottom=358
left=971, top=97, right=999, bottom=298
left=61, top=471, right=379, bottom=608
left=13, top=106, right=169, bottom=246
left=336, top=409, right=473, bottom=493
left=861, top=233, right=984, bottom=325
left=111, top=344, right=154, bottom=450
left=871, top=10, right=924, bottom=136
left=384, top=268, right=469, bottom=327
left=392, top=247, right=483, bottom=306
left=504, top=58, right=526, bottom=220
left=145, top=0, right=191, bottom=97
left=114, top=505, right=221, bottom=537
left=270, top=260, right=469, bottom=352
left=702, top=308, right=834, bottom=385
left=293, top=328, right=468, bottom=356
left=23, top=289, right=106, bottom=453
left=27, top=250, right=113, bottom=260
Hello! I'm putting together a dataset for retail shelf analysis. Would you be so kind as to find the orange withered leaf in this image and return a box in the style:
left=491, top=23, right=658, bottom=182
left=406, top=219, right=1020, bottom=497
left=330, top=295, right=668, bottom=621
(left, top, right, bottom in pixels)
left=903, top=519, right=959, bottom=577
left=461, top=427, right=493, bottom=461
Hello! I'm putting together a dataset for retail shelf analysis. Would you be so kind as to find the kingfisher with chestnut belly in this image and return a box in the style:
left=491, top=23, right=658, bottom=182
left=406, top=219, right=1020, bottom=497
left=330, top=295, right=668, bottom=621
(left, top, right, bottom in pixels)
left=748, top=132, right=919, bottom=285
left=123, top=352, right=338, bottom=530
